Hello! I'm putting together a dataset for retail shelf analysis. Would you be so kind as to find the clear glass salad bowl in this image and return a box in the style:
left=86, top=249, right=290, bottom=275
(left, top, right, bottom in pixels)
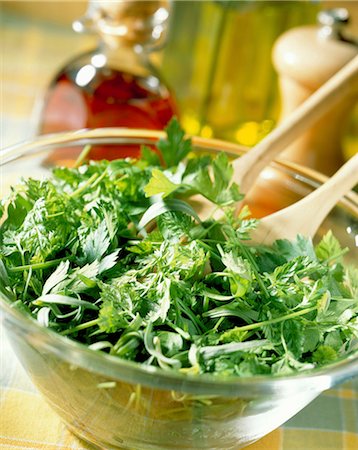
left=1, top=129, right=357, bottom=450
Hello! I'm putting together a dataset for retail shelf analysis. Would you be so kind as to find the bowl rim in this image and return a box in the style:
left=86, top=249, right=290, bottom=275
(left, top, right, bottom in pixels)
left=1, top=128, right=358, bottom=396
left=2, top=127, right=357, bottom=207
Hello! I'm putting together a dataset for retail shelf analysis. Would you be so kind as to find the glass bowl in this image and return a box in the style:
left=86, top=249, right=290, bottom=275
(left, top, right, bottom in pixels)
left=1, top=129, right=357, bottom=450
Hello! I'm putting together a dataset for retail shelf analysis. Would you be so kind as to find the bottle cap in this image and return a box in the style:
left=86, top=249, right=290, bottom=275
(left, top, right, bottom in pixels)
left=317, top=8, right=349, bottom=40
left=73, top=0, right=171, bottom=51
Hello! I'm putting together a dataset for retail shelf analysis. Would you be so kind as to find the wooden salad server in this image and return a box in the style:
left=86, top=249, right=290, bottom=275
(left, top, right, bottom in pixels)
left=231, top=54, right=358, bottom=198
left=250, top=152, right=358, bottom=244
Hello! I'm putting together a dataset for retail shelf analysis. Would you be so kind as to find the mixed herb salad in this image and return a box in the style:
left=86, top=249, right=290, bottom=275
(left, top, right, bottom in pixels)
left=1, top=119, right=357, bottom=377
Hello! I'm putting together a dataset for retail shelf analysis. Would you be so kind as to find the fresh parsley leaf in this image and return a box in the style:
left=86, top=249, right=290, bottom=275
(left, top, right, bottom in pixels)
left=188, top=152, right=243, bottom=206
left=157, top=117, right=192, bottom=167
left=140, top=145, right=161, bottom=166
left=315, top=229, right=348, bottom=263
left=144, top=169, right=179, bottom=198
left=273, top=234, right=316, bottom=261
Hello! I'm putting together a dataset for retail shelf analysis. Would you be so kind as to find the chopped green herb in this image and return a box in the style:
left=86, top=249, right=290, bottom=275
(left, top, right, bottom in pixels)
left=1, top=118, right=357, bottom=377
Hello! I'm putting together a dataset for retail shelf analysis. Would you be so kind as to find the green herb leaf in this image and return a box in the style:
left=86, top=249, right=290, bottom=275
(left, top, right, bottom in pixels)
left=188, top=153, right=243, bottom=206
left=157, top=117, right=192, bottom=167
left=315, top=230, right=348, bottom=263
left=144, top=169, right=179, bottom=198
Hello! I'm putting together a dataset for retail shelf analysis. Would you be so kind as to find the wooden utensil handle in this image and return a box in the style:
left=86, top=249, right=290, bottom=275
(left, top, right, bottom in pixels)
left=233, top=55, right=358, bottom=194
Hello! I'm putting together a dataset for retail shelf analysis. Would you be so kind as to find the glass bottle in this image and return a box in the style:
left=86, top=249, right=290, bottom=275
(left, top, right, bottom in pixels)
left=38, top=0, right=177, bottom=160
left=161, top=0, right=320, bottom=146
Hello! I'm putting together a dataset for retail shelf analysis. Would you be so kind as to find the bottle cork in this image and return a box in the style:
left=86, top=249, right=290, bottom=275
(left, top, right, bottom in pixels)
left=272, top=8, right=358, bottom=175
left=73, top=0, right=170, bottom=50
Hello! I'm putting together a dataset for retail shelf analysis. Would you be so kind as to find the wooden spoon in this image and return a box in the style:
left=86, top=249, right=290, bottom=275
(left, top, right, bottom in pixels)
left=250, top=153, right=358, bottom=245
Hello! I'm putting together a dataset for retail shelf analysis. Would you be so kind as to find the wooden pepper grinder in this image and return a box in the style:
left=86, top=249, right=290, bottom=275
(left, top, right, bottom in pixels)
left=272, top=8, right=358, bottom=175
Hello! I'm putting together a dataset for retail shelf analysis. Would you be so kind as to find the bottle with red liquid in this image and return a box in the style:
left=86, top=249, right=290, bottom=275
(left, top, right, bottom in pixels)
left=39, top=0, right=177, bottom=161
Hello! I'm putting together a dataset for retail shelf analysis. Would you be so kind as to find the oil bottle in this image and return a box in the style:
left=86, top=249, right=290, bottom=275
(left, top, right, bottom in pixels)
left=161, top=1, right=320, bottom=145
left=38, top=0, right=177, bottom=160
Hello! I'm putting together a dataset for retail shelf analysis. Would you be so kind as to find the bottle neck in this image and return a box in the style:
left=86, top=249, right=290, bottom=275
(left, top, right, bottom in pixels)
left=97, top=36, right=152, bottom=76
